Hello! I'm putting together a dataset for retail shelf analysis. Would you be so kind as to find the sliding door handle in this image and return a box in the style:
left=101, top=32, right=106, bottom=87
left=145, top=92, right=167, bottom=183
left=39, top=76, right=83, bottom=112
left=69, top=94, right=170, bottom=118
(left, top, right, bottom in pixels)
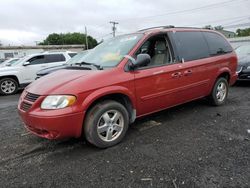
left=184, top=70, right=192, bottom=76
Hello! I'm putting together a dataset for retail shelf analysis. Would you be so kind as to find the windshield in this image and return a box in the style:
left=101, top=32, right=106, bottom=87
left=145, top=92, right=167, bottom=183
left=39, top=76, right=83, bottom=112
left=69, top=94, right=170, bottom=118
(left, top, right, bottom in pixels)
left=10, top=56, right=28, bottom=66
left=8, top=59, right=19, bottom=65
left=235, top=44, right=250, bottom=58
left=80, top=34, right=143, bottom=68
left=66, top=50, right=89, bottom=65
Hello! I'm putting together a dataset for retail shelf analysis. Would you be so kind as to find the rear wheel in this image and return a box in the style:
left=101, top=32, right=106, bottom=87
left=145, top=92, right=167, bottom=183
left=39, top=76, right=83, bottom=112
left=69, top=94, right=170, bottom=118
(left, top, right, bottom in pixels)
left=209, top=77, right=229, bottom=106
left=84, top=100, right=129, bottom=148
left=0, top=78, right=18, bottom=95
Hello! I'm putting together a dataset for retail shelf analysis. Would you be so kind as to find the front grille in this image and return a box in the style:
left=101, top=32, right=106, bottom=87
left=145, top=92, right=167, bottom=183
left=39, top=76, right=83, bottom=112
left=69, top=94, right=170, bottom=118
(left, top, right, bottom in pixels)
left=25, top=92, right=40, bottom=102
left=20, top=102, right=32, bottom=111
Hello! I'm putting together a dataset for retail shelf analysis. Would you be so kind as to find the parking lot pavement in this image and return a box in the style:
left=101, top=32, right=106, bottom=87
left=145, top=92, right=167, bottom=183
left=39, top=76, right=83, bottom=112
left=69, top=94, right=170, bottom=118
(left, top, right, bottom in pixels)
left=0, top=83, right=249, bottom=188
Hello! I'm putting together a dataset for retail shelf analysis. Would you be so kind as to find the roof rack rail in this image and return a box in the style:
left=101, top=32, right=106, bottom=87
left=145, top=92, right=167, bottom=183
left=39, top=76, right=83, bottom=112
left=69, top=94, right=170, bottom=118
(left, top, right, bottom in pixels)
left=174, top=26, right=202, bottom=29
left=138, top=25, right=175, bottom=32
left=137, top=26, right=207, bottom=32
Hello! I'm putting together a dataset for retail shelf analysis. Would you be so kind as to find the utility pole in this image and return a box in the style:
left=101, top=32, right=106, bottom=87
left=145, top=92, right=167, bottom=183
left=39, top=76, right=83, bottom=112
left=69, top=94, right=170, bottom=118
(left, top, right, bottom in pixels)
left=85, top=26, right=89, bottom=50
left=110, top=21, right=119, bottom=37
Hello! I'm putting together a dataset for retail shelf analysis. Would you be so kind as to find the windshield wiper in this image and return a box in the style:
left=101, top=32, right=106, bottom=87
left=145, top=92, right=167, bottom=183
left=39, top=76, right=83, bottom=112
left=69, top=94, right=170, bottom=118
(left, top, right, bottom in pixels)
left=74, top=61, right=102, bottom=70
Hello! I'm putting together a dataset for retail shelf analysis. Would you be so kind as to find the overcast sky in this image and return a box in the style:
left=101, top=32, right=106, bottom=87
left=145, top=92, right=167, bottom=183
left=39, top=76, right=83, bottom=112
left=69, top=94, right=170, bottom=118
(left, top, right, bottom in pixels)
left=0, top=0, right=249, bottom=45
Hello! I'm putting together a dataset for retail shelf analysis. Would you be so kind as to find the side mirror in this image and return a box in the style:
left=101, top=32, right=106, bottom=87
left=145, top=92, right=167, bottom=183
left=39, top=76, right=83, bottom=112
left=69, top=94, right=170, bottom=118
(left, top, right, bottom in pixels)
left=128, top=54, right=151, bottom=70
left=5, top=63, right=11, bottom=66
left=135, top=54, right=151, bottom=66
left=23, top=61, right=30, bottom=66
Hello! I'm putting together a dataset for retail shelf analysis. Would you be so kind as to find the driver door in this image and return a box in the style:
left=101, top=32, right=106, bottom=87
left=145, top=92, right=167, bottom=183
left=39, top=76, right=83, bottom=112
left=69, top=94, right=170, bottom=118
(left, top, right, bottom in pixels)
left=20, top=55, right=48, bottom=84
left=133, top=34, right=187, bottom=116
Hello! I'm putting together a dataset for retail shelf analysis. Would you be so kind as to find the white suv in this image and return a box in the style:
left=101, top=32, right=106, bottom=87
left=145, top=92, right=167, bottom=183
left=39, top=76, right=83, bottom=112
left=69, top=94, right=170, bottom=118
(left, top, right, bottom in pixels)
left=0, top=51, right=76, bottom=95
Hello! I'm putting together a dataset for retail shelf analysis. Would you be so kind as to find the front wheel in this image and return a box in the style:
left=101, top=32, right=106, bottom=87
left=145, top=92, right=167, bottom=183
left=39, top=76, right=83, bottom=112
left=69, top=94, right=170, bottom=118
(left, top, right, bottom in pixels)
left=208, top=77, right=229, bottom=106
left=0, top=78, right=18, bottom=95
left=84, top=100, right=129, bottom=148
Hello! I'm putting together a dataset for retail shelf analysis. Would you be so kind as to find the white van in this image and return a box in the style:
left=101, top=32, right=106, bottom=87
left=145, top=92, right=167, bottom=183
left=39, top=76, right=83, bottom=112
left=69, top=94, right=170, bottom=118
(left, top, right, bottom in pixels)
left=0, top=51, right=76, bottom=95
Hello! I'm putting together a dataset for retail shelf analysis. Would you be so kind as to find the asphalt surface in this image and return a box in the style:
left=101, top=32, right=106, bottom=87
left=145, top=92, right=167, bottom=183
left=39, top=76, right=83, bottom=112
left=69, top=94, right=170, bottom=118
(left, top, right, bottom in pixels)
left=0, top=82, right=249, bottom=188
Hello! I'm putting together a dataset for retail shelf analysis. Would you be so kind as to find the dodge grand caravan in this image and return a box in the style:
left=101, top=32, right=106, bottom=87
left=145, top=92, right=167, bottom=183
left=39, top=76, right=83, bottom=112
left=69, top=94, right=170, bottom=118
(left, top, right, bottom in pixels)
left=18, top=27, right=238, bottom=148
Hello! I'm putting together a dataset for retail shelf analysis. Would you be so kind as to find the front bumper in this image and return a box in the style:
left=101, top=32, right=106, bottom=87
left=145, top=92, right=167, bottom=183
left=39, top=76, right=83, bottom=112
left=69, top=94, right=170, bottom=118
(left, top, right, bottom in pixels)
left=18, top=91, right=85, bottom=139
left=19, top=111, right=84, bottom=139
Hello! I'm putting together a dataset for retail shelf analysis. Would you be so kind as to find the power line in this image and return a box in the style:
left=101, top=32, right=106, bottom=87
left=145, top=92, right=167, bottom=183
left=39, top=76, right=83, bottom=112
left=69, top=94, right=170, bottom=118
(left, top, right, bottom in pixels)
left=92, top=15, right=250, bottom=41
left=86, top=0, right=249, bottom=39
left=117, top=0, right=246, bottom=23
left=223, top=22, right=250, bottom=28
left=183, top=15, right=250, bottom=27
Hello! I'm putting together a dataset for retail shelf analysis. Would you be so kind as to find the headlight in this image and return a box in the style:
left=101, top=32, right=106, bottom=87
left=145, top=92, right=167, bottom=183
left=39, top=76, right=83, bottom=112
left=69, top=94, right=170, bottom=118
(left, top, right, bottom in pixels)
left=41, top=95, right=76, bottom=110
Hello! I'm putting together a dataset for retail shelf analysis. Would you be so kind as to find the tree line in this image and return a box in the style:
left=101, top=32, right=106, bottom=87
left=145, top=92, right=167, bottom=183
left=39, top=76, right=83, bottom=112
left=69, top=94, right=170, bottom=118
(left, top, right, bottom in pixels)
left=203, top=25, right=250, bottom=37
left=39, top=32, right=98, bottom=49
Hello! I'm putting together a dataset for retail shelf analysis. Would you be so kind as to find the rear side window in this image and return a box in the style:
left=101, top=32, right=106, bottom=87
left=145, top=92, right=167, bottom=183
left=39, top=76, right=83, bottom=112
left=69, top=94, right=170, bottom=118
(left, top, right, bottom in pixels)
left=203, top=32, right=233, bottom=56
left=45, top=54, right=66, bottom=63
left=173, top=31, right=209, bottom=62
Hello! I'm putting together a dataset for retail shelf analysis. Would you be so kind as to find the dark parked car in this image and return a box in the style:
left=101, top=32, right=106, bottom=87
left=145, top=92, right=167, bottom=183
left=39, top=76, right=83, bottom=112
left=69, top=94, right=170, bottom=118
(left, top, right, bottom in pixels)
left=235, top=44, right=250, bottom=80
left=36, top=50, right=89, bottom=79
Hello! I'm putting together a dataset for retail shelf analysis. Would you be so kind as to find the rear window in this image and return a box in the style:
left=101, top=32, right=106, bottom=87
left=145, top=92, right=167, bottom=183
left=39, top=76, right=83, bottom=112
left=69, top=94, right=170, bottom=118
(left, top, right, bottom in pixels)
left=203, top=32, right=233, bottom=56
left=173, top=31, right=210, bottom=62
left=45, top=54, right=66, bottom=63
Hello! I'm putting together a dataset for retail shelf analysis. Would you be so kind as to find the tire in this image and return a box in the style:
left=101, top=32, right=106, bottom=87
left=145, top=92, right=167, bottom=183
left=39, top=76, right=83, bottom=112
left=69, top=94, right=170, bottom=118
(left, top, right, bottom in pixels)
left=0, top=78, right=18, bottom=95
left=84, top=100, right=129, bottom=148
left=208, top=77, right=229, bottom=106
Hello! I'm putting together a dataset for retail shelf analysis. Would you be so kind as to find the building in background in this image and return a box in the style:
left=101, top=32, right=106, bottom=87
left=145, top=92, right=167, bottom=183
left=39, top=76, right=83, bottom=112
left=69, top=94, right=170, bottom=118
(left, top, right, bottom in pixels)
left=0, top=45, right=85, bottom=60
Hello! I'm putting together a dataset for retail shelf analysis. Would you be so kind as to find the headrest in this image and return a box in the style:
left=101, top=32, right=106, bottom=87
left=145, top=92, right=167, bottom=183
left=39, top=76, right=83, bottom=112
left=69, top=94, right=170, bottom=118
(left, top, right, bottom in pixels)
left=155, top=41, right=166, bottom=51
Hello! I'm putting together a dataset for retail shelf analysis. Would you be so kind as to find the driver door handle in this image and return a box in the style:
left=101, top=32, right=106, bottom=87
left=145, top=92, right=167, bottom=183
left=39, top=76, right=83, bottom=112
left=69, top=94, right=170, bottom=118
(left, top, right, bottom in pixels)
left=171, top=72, right=182, bottom=78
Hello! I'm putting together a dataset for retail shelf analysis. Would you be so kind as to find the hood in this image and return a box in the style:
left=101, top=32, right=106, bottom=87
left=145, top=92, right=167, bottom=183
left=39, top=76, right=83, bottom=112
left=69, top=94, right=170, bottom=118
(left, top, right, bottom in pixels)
left=26, top=69, right=101, bottom=95
left=0, top=66, right=21, bottom=72
left=37, top=65, right=67, bottom=76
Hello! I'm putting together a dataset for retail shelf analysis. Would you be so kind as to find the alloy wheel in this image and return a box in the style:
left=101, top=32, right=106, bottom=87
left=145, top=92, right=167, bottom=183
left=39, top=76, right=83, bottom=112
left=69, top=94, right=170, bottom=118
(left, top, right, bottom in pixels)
left=1, top=80, right=16, bottom=94
left=97, top=110, right=124, bottom=142
left=216, top=82, right=227, bottom=102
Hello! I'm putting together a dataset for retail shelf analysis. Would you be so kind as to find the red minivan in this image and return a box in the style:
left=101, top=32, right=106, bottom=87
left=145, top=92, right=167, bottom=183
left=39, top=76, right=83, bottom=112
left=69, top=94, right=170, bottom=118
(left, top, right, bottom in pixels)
left=18, top=27, right=238, bottom=148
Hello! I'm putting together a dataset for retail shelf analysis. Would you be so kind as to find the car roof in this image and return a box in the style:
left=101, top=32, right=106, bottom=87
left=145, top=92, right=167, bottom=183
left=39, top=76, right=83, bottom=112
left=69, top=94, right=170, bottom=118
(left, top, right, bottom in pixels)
left=42, top=51, right=75, bottom=54
left=135, top=26, right=219, bottom=35
left=23, top=51, right=71, bottom=58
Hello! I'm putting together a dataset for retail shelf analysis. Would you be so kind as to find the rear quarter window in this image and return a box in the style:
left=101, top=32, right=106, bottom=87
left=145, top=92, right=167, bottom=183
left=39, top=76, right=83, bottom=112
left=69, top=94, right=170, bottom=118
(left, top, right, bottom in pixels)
left=203, top=31, right=233, bottom=56
left=173, top=31, right=210, bottom=62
